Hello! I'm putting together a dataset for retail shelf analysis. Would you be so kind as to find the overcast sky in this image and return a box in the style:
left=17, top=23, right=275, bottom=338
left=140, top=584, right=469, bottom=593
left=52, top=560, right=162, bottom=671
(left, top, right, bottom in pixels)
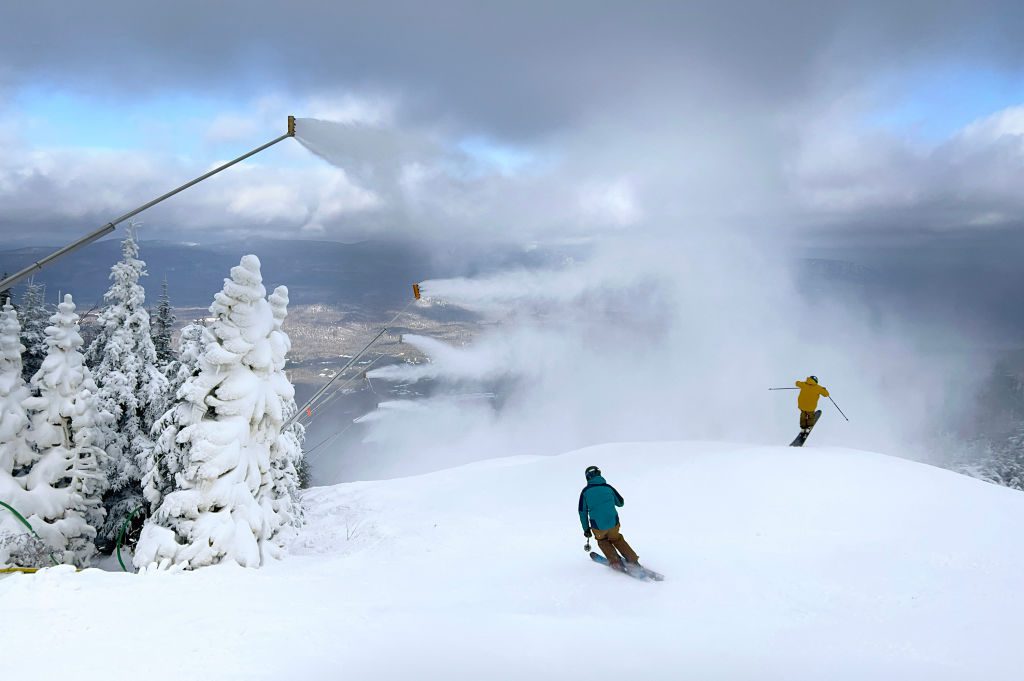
left=2, top=1, right=1024, bottom=255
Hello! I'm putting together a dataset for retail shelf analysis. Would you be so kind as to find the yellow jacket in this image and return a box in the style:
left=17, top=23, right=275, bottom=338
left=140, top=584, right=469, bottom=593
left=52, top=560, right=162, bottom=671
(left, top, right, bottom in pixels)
left=795, top=377, right=829, bottom=412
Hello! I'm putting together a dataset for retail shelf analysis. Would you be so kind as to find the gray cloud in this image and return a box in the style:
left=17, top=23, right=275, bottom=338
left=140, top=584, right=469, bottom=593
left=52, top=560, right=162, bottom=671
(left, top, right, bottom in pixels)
left=1, top=1, right=1024, bottom=258
left=0, top=131, right=380, bottom=246
left=790, top=104, right=1024, bottom=236
left=3, top=2, right=1024, bottom=137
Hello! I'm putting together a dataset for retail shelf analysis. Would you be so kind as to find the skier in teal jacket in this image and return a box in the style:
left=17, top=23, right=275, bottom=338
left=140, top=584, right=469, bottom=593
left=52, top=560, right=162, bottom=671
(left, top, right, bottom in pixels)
left=578, top=466, right=640, bottom=570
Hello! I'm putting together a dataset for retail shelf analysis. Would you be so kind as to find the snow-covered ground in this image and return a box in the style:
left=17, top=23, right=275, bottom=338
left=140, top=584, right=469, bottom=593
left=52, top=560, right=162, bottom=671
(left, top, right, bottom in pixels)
left=4, top=442, right=1022, bottom=680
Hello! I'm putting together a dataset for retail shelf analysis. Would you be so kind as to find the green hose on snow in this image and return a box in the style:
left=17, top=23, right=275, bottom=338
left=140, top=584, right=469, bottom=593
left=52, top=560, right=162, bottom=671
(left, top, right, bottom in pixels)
left=115, top=506, right=146, bottom=573
left=0, top=499, right=59, bottom=566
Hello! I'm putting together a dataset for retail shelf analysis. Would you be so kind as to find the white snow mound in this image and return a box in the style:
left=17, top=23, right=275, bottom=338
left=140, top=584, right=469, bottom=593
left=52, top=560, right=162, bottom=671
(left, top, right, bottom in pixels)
left=3, top=442, right=1023, bottom=681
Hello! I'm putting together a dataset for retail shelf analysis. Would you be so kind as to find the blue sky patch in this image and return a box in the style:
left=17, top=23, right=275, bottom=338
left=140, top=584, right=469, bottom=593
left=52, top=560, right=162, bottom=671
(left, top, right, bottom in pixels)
left=866, top=64, right=1024, bottom=142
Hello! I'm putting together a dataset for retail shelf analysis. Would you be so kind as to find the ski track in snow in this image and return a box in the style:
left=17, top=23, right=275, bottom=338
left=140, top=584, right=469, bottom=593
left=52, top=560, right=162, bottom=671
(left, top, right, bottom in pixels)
left=3, top=441, right=1023, bottom=681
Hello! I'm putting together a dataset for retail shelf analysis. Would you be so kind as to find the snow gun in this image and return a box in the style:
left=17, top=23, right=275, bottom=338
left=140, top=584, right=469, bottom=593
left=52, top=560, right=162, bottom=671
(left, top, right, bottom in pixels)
left=0, top=116, right=299, bottom=293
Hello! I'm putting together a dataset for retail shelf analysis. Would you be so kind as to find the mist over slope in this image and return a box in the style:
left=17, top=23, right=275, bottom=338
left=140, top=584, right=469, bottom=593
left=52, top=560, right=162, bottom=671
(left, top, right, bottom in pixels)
left=4, top=442, right=1022, bottom=680
left=316, top=231, right=981, bottom=483
left=0, top=232, right=1006, bottom=486
left=282, top=117, right=1002, bottom=485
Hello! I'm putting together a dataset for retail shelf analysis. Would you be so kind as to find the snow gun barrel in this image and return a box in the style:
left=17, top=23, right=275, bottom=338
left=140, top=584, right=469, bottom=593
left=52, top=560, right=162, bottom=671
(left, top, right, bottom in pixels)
left=0, top=116, right=299, bottom=294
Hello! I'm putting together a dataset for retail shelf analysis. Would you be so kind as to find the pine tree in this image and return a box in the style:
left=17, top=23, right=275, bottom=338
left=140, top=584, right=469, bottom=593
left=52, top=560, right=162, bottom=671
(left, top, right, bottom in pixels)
left=152, top=277, right=176, bottom=368
left=966, top=427, right=1024, bottom=492
left=0, top=301, right=42, bottom=566
left=18, top=281, right=50, bottom=383
left=136, top=255, right=302, bottom=569
left=20, top=295, right=108, bottom=567
left=86, top=232, right=168, bottom=549
left=0, top=273, right=12, bottom=313
left=149, top=280, right=181, bottom=452
left=140, top=321, right=208, bottom=511
left=167, top=322, right=205, bottom=395
left=261, top=286, right=305, bottom=542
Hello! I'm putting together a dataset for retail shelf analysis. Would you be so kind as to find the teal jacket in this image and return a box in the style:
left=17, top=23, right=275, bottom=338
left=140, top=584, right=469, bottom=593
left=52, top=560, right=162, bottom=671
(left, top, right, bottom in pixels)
left=578, top=476, right=624, bottom=531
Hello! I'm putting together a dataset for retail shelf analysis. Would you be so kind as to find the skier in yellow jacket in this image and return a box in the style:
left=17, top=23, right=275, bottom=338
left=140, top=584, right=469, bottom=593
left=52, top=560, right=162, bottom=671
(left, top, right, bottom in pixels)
left=795, top=376, right=829, bottom=433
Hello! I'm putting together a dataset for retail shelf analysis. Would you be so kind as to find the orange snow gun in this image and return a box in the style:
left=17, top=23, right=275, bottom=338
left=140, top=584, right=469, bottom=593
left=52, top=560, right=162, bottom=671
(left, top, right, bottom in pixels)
left=412, top=283, right=421, bottom=300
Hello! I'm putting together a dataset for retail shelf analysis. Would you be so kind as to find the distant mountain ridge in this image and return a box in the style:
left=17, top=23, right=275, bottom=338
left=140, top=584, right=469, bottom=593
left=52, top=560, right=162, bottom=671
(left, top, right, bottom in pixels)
left=4, top=239, right=1017, bottom=342
left=0, top=239, right=425, bottom=309
left=0, top=238, right=577, bottom=309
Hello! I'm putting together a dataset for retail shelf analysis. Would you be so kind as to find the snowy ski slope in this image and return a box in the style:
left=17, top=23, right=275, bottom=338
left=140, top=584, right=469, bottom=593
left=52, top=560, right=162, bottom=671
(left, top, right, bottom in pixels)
left=3, top=442, right=1023, bottom=680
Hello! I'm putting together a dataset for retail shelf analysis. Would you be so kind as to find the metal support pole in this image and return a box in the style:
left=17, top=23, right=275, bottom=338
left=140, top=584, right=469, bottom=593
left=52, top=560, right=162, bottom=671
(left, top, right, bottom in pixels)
left=0, top=116, right=297, bottom=293
left=285, top=327, right=390, bottom=430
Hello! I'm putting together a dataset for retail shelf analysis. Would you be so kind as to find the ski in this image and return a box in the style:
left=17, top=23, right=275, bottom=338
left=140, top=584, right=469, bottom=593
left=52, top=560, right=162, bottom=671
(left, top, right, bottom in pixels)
left=790, top=409, right=822, bottom=447
left=634, top=564, right=665, bottom=581
left=589, top=552, right=663, bottom=581
left=590, top=551, right=642, bottom=579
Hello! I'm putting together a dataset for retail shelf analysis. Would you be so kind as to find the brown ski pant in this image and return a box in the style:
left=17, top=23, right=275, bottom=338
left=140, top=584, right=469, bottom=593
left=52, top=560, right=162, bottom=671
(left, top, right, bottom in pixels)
left=800, top=410, right=820, bottom=430
left=593, top=524, right=639, bottom=565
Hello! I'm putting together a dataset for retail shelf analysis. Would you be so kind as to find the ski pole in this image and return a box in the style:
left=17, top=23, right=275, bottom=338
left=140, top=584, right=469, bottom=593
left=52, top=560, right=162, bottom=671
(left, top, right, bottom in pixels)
left=768, top=387, right=798, bottom=390
left=828, top=396, right=850, bottom=421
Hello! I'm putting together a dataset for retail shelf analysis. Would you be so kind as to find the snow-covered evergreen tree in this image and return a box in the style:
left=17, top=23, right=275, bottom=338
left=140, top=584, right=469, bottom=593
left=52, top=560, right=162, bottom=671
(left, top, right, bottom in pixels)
left=152, top=277, right=176, bottom=368
left=0, top=274, right=13, bottom=312
left=262, top=286, right=304, bottom=535
left=136, top=256, right=303, bottom=569
left=18, top=281, right=50, bottom=383
left=86, top=232, right=168, bottom=548
left=20, top=295, right=108, bottom=567
left=957, top=428, right=1024, bottom=492
left=140, top=321, right=208, bottom=511
left=0, top=300, right=41, bottom=566
left=167, top=322, right=204, bottom=393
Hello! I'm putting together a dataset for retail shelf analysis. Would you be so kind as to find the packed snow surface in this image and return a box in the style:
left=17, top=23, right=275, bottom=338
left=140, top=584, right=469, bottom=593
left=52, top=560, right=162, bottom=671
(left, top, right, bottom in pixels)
left=4, top=442, right=1023, bottom=680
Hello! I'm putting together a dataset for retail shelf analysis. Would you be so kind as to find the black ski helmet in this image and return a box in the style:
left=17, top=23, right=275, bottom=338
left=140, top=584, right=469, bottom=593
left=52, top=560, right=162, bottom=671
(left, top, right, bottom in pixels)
left=809, top=375, right=819, bottom=384
left=585, top=465, right=601, bottom=481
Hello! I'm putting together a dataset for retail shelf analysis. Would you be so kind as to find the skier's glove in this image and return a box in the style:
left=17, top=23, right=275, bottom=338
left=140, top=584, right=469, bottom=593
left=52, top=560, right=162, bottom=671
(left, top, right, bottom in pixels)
left=584, top=529, right=592, bottom=538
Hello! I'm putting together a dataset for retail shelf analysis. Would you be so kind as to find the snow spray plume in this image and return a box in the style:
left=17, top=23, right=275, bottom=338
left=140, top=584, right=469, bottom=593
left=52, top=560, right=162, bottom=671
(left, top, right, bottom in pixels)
left=313, top=228, right=981, bottom=481
left=298, top=119, right=987, bottom=481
